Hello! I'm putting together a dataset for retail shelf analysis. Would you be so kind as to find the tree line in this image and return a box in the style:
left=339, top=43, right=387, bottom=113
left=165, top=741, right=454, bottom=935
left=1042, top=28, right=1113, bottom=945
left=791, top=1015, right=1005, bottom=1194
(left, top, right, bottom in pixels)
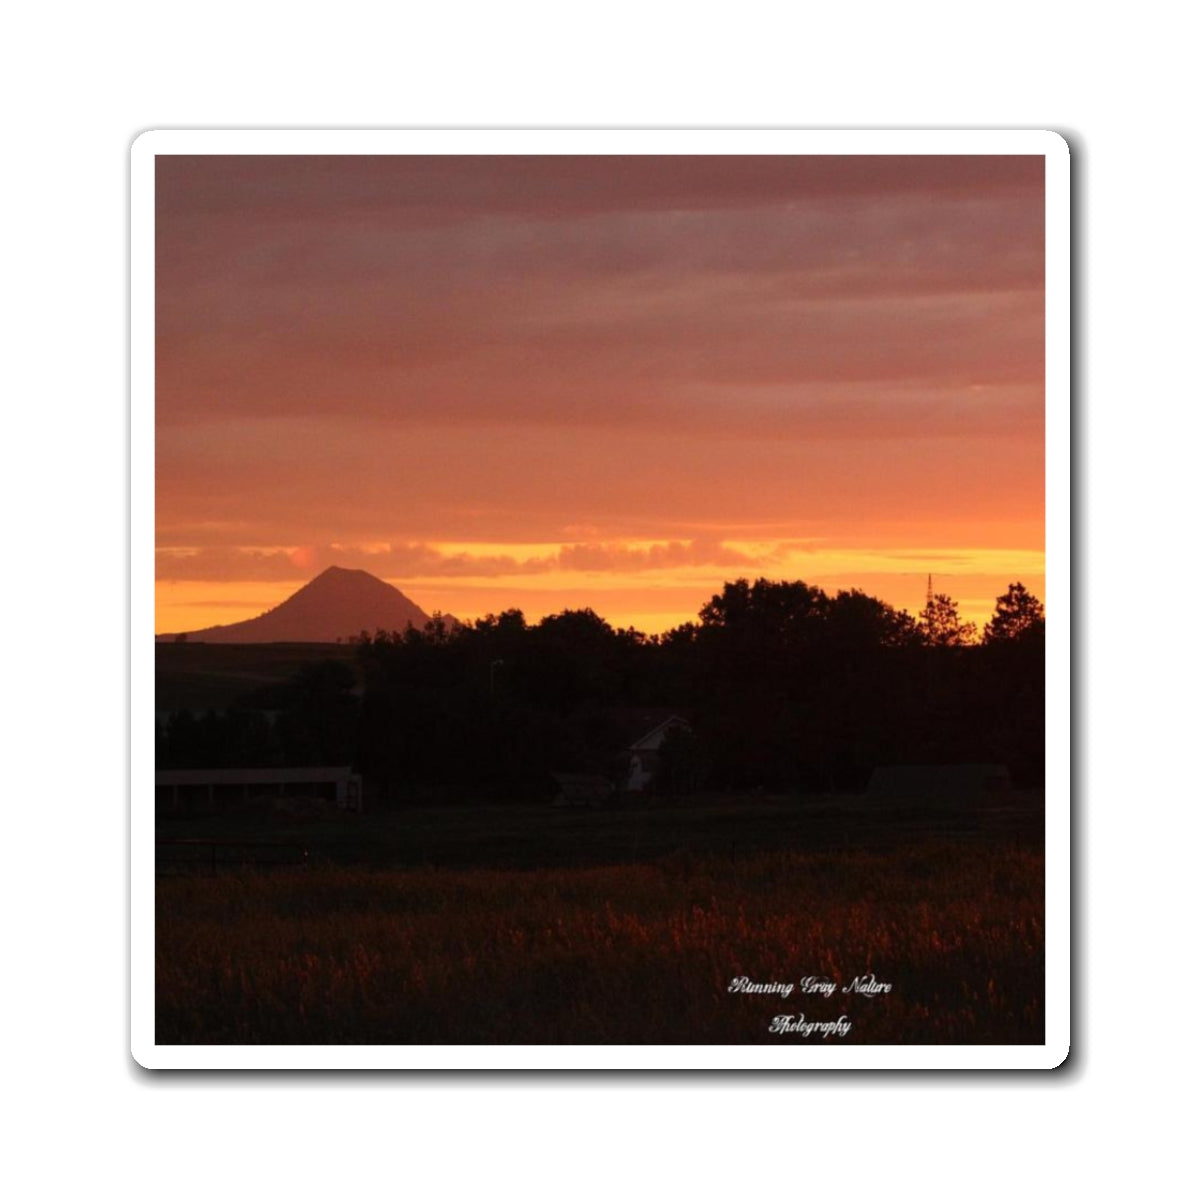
left=156, top=580, right=1046, bottom=801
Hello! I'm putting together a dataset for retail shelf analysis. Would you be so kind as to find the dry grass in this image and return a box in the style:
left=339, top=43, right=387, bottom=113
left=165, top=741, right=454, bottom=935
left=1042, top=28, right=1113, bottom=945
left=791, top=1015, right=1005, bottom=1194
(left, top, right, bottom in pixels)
left=156, top=841, right=1043, bottom=1044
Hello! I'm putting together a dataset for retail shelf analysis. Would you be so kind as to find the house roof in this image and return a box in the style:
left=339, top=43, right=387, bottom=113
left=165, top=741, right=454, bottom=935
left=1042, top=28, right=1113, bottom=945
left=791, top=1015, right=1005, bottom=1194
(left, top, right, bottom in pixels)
left=629, top=714, right=691, bottom=751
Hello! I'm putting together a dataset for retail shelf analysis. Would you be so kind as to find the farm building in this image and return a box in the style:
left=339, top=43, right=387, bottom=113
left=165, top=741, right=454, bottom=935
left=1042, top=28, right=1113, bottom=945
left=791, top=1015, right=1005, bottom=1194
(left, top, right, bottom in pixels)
left=866, top=763, right=1012, bottom=804
left=155, top=766, right=363, bottom=815
left=626, top=715, right=692, bottom=792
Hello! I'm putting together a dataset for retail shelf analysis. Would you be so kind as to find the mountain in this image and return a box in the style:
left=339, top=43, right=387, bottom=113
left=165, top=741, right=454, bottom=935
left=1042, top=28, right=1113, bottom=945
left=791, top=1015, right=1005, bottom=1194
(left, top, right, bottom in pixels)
left=157, top=566, right=451, bottom=643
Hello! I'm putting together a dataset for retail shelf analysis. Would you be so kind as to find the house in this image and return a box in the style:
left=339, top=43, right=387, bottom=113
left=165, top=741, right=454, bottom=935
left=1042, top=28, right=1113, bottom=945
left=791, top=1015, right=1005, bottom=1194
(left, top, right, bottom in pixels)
left=626, top=715, right=692, bottom=793
left=155, top=766, right=364, bottom=815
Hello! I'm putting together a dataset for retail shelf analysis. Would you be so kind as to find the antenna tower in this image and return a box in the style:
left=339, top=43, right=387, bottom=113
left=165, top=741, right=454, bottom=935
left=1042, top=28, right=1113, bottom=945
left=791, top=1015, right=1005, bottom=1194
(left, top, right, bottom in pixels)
left=926, top=574, right=934, bottom=607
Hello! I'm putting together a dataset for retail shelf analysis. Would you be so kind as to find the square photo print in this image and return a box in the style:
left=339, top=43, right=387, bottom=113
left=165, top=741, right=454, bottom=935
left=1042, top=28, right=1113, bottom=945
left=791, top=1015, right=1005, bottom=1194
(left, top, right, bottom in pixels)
left=132, top=130, right=1069, bottom=1069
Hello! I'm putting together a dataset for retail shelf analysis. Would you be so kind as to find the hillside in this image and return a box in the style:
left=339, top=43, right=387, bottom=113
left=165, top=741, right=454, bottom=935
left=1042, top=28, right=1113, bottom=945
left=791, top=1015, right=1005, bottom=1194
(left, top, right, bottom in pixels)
left=157, top=566, right=443, bottom=644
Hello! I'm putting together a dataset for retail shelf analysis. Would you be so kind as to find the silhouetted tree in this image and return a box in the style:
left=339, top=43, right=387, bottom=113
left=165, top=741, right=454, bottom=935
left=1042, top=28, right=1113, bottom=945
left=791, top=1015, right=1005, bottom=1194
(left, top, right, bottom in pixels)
left=983, top=583, right=1045, bottom=645
left=275, top=658, right=359, bottom=766
left=698, top=578, right=829, bottom=648
left=919, top=593, right=978, bottom=647
left=654, top=723, right=709, bottom=797
left=157, top=572, right=1048, bottom=800
left=827, top=588, right=921, bottom=651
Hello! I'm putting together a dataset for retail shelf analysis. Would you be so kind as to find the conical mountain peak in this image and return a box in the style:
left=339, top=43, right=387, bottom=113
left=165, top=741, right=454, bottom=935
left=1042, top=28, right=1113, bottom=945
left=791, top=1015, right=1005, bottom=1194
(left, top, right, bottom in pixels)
left=158, top=567, right=442, bottom=643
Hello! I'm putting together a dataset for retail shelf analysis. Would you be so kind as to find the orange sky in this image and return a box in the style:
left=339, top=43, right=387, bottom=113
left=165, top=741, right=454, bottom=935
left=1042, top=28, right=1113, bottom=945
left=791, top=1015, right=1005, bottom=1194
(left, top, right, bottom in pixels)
left=155, top=155, right=1045, bottom=636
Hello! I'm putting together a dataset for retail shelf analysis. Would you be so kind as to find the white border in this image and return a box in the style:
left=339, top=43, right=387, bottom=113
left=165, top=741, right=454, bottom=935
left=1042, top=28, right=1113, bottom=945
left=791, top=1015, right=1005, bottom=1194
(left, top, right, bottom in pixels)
left=131, top=128, right=1070, bottom=1070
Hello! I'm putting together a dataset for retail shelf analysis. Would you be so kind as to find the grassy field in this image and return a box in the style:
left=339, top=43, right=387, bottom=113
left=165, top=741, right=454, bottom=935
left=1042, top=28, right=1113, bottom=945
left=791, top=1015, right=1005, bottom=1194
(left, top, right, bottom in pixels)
left=156, top=799, right=1044, bottom=1045
left=157, top=790, right=1043, bottom=870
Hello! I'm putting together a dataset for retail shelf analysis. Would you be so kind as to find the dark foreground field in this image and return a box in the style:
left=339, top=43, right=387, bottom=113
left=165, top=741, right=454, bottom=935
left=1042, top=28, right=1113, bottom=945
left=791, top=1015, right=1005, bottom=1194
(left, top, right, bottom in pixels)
left=156, top=797, right=1044, bottom=1045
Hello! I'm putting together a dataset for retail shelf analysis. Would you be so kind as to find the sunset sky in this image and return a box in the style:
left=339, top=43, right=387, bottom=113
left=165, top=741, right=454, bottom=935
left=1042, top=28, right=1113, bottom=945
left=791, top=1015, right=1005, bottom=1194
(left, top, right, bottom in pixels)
left=155, top=154, right=1044, bottom=635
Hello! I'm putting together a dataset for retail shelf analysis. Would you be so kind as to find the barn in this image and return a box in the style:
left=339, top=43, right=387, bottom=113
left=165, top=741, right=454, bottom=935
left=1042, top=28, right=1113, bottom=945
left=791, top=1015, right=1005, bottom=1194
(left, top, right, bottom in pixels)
left=155, top=766, right=363, bottom=815
left=866, top=763, right=1012, bottom=804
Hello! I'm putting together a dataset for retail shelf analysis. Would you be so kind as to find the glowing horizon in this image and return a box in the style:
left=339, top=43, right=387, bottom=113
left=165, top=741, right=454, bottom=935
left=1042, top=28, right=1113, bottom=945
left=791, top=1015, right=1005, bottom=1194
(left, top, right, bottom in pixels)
left=156, top=155, right=1044, bottom=638
left=155, top=542, right=1045, bottom=637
